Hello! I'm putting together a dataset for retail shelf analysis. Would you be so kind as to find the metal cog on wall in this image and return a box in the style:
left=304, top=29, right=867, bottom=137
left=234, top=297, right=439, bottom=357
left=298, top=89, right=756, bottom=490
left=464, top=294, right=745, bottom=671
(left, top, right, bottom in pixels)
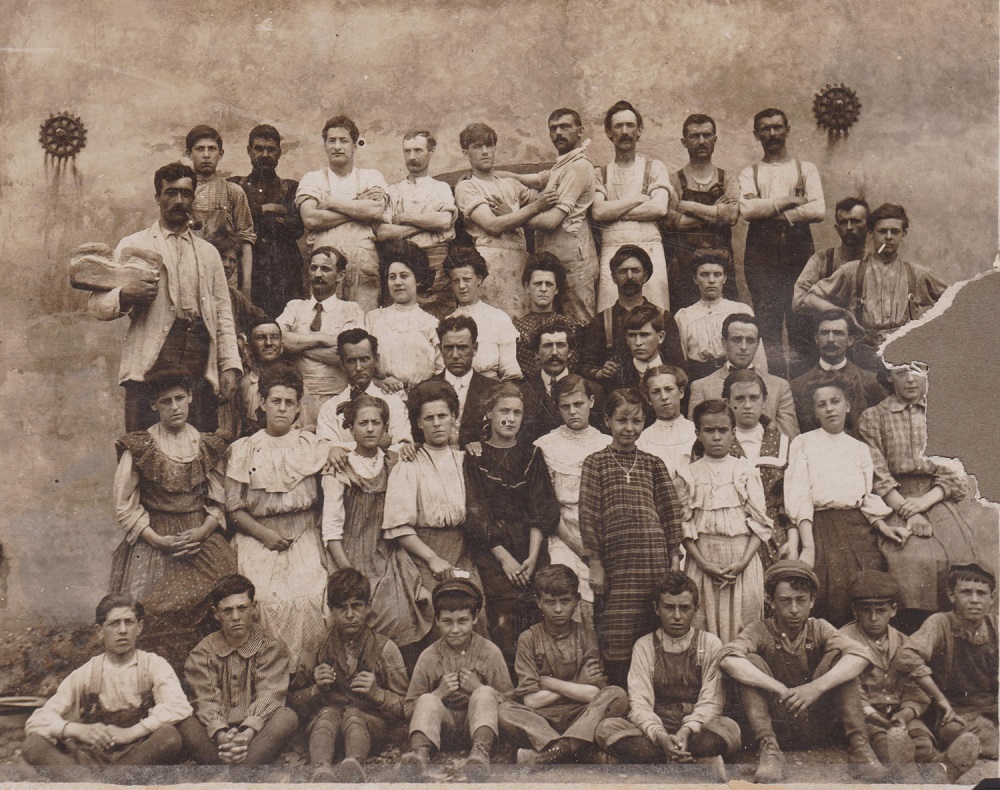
left=39, top=112, right=88, bottom=159
left=813, top=84, right=861, bottom=138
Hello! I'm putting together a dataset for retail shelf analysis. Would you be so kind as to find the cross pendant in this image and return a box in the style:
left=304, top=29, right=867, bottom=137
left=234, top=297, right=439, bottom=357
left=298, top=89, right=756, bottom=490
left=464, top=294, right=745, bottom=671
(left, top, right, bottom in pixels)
left=626, top=473, right=631, bottom=484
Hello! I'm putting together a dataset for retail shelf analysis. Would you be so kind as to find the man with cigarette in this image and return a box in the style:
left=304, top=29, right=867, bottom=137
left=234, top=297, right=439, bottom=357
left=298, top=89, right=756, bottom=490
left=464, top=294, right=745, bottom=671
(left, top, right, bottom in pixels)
left=800, top=203, right=947, bottom=360
left=88, top=162, right=242, bottom=433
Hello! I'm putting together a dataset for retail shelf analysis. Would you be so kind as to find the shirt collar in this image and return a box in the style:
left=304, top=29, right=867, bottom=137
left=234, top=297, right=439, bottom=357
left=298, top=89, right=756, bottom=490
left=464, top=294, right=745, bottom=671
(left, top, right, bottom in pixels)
left=207, top=624, right=267, bottom=659
left=656, top=628, right=695, bottom=653
left=633, top=354, right=662, bottom=373
left=157, top=222, right=195, bottom=241
left=309, top=292, right=342, bottom=311
left=540, top=369, right=568, bottom=389
left=445, top=369, right=473, bottom=389
left=723, top=361, right=755, bottom=372
left=818, top=358, right=848, bottom=371
left=886, top=394, right=927, bottom=412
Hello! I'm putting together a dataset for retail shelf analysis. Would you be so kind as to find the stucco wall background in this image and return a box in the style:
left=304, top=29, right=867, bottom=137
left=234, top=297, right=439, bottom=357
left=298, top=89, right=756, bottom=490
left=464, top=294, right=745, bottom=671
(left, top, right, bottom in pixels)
left=0, top=0, right=996, bottom=626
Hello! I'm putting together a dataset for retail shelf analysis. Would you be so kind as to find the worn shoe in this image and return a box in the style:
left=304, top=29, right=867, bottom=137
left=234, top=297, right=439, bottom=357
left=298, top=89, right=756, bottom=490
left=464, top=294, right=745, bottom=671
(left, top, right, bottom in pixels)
left=535, top=737, right=584, bottom=765
left=337, top=757, right=367, bottom=783
left=399, top=747, right=429, bottom=782
left=943, top=731, right=981, bottom=782
left=309, top=762, right=338, bottom=783
left=464, top=742, right=491, bottom=781
left=754, top=737, right=785, bottom=784
left=848, top=735, right=890, bottom=782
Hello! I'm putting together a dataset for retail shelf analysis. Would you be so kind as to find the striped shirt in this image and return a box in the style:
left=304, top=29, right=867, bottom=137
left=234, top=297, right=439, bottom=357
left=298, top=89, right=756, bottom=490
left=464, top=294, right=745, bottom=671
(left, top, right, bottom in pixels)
left=185, top=623, right=290, bottom=738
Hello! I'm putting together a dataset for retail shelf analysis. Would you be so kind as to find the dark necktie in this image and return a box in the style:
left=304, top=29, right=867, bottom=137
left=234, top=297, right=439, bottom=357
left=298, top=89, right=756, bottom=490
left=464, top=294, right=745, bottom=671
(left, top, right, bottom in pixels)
left=309, top=302, right=323, bottom=332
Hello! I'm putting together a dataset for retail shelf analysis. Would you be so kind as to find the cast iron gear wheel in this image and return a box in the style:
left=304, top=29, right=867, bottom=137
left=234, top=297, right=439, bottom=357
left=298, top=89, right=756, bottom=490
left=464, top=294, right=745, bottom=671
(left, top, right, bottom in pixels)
left=39, top=112, right=88, bottom=159
left=813, top=84, right=861, bottom=136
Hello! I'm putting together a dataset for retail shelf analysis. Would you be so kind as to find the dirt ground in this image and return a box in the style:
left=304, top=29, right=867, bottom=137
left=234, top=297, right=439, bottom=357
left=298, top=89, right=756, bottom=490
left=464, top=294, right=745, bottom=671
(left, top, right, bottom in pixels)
left=0, top=624, right=994, bottom=785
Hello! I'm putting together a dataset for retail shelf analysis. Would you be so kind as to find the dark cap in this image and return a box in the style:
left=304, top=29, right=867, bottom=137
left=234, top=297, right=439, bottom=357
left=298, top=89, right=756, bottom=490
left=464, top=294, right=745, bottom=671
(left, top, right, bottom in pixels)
left=764, top=559, right=819, bottom=592
left=431, top=577, right=484, bottom=611
left=848, top=570, right=900, bottom=603
left=950, top=560, right=997, bottom=590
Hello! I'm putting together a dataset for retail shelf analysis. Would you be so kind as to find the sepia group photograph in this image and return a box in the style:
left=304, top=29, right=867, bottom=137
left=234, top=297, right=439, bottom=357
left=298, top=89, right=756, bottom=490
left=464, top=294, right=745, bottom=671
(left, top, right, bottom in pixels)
left=0, top=0, right=998, bottom=786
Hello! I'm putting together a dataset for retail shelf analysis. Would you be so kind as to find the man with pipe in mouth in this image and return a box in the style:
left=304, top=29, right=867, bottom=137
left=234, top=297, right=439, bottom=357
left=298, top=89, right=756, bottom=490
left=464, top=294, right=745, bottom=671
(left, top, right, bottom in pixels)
left=88, top=161, right=242, bottom=433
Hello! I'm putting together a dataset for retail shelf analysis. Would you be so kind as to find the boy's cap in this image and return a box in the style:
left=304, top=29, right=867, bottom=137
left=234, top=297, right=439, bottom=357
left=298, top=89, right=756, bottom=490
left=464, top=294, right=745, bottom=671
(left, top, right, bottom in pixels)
left=432, top=577, right=483, bottom=611
left=950, top=559, right=996, bottom=588
left=848, top=570, right=900, bottom=602
left=764, top=559, right=819, bottom=591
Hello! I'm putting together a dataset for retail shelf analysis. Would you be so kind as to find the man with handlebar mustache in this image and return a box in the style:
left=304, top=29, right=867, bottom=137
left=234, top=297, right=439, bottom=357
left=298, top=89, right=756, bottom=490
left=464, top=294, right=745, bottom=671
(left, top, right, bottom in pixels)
left=88, top=161, right=242, bottom=433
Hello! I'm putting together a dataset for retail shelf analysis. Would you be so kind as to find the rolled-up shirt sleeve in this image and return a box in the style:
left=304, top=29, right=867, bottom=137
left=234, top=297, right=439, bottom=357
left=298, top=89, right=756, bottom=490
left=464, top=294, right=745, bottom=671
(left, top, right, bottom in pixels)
left=141, top=653, right=194, bottom=732
left=24, top=665, right=88, bottom=742
left=894, top=613, right=945, bottom=680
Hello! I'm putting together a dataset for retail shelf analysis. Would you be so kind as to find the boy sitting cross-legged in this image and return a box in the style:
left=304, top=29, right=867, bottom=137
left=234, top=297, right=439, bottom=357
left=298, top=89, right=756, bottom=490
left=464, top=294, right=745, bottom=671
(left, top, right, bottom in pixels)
left=290, top=568, right=409, bottom=783
left=595, top=571, right=740, bottom=770
left=399, top=578, right=513, bottom=781
left=22, top=594, right=190, bottom=774
left=840, top=569, right=980, bottom=782
left=719, top=559, right=887, bottom=783
left=895, top=560, right=997, bottom=772
left=498, top=564, right=628, bottom=766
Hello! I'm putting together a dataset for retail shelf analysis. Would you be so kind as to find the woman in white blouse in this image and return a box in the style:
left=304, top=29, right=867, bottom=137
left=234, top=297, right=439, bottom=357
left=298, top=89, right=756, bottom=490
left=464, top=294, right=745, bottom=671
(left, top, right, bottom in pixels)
left=783, top=375, right=908, bottom=626
left=444, top=246, right=522, bottom=381
left=365, top=239, right=444, bottom=391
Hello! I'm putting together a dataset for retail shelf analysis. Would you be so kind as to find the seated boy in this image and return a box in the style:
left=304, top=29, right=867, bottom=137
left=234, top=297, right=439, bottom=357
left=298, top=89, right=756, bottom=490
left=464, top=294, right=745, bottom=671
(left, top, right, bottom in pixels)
left=497, top=564, right=628, bottom=765
left=178, top=574, right=298, bottom=766
left=290, top=568, right=409, bottom=782
left=719, top=559, right=887, bottom=783
left=840, top=569, right=980, bottom=782
left=399, top=578, right=513, bottom=781
left=895, top=560, right=997, bottom=765
left=22, top=594, right=190, bottom=772
left=595, top=571, right=740, bottom=767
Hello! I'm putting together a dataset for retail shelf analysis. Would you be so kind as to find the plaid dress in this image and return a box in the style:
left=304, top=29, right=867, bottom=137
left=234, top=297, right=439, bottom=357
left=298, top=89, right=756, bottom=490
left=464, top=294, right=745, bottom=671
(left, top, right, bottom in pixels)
left=579, top=448, right=683, bottom=662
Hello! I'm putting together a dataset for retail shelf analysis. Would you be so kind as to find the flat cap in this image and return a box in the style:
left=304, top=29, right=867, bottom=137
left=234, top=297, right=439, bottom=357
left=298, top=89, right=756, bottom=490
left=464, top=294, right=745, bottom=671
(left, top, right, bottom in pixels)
left=764, top=559, right=819, bottom=591
left=848, top=570, right=900, bottom=602
left=432, top=577, right=484, bottom=611
left=950, top=559, right=997, bottom=590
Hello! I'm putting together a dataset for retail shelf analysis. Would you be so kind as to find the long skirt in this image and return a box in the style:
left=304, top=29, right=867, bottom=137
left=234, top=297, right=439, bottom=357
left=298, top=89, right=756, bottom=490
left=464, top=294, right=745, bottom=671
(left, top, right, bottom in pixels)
left=110, top=508, right=237, bottom=672
left=342, top=488, right=433, bottom=647
left=408, top=526, right=488, bottom=637
left=685, top=533, right=764, bottom=642
left=813, top=508, right=886, bottom=627
left=881, top=475, right=999, bottom=612
left=233, top=509, right=328, bottom=667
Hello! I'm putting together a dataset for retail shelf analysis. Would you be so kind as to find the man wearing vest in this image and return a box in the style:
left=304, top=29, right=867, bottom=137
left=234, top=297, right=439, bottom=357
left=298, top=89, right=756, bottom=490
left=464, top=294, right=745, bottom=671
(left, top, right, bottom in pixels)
left=663, top=114, right=740, bottom=310
left=578, top=245, right=683, bottom=392
left=792, top=197, right=870, bottom=317
left=802, top=203, right=947, bottom=369
left=739, top=109, right=825, bottom=380
left=595, top=571, right=739, bottom=771
left=591, top=100, right=673, bottom=314
left=23, top=595, right=191, bottom=772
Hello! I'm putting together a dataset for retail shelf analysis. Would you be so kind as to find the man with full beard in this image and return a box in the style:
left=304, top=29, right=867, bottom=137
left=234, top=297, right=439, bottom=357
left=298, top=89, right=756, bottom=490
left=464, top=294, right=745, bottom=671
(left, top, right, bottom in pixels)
left=229, top=125, right=305, bottom=318
left=578, top=245, right=682, bottom=391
